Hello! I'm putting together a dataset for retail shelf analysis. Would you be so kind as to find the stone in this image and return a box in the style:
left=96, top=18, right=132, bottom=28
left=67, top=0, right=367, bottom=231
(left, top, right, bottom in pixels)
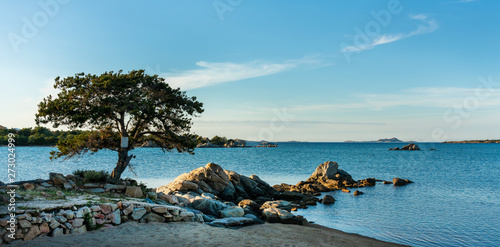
left=104, top=184, right=126, bottom=190
left=262, top=208, right=298, bottom=224
left=353, top=190, right=364, bottom=196
left=158, top=193, right=179, bottom=205
left=238, top=199, right=260, bottom=211
left=76, top=206, right=91, bottom=218
left=275, top=191, right=306, bottom=202
left=191, top=197, right=227, bottom=216
left=383, top=180, right=393, bottom=184
left=147, top=192, right=158, bottom=200
left=22, top=183, right=35, bottom=190
left=87, top=188, right=105, bottom=193
left=49, top=218, right=60, bottom=229
left=64, top=210, right=74, bottom=220
left=90, top=205, right=101, bottom=212
left=72, top=218, right=84, bottom=228
left=219, top=206, right=245, bottom=218
left=50, top=228, right=64, bottom=237
left=99, top=203, right=113, bottom=214
left=208, top=217, right=257, bottom=227
left=360, top=178, right=376, bottom=186
left=152, top=206, right=168, bottom=214
left=307, top=161, right=339, bottom=181
left=260, top=200, right=292, bottom=212
left=40, top=182, right=52, bottom=187
left=68, top=180, right=77, bottom=188
left=56, top=191, right=66, bottom=197
left=393, top=178, right=413, bottom=186
left=49, top=173, right=66, bottom=185
left=390, top=143, right=420, bottom=151
left=83, top=183, right=101, bottom=188
left=341, top=188, right=350, bottom=193
left=107, top=210, right=121, bottom=225
left=141, top=213, right=166, bottom=223
left=130, top=208, right=147, bottom=220
left=55, top=216, right=67, bottom=223
left=123, top=204, right=134, bottom=215
left=64, top=222, right=73, bottom=230
left=18, top=220, right=32, bottom=228
left=23, top=225, right=40, bottom=240
left=72, top=226, right=87, bottom=234
left=63, top=183, right=73, bottom=190
left=39, top=223, right=50, bottom=234
left=125, top=186, right=144, bottom=198
left=321, top=195, right=336, bottom=204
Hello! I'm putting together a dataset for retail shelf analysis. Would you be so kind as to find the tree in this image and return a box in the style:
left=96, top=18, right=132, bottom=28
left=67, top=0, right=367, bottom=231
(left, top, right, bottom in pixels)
left=36, top=70, right=204, bottom=181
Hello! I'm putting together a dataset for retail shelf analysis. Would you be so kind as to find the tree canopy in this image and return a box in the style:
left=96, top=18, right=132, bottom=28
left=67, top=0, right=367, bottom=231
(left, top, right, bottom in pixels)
left=36, top=70, right=204, bottom=181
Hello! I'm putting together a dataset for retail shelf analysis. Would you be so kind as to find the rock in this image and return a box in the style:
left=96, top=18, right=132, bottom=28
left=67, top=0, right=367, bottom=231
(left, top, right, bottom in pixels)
left=147, top=192, right=158, bottom=200
left=107, top=210, right=121, bottom=225
left=125, top=186, right=144, bottom=198
left=39, top=223, right=50, bottom=233
left=49, top=218, right=60, bottom=229
left=353, top=190, right=364, bottom=196
left=55, top=216, right=67, bottom=223
left=383, top=181, right=393, bottom=184
left=76, top=206, right=91, bottom=218
left=40, top=182, right=52, bottom=187
left=130, top=208, right=147, bottom=220
left=320, top=195, right=336, bottom=204
left=393, top=178, right=413, bottom=186
left=18, top=220, right=32, bottom=228
left=208, top=217, right=257, bottom=227
left=123, top=204, right=134, bottom=215
left=72, top=226, right=87, bottom=234
left=90, top=205, right=101, bottom=212
left=238, top=199, right=260, bottom=211
left=260, top=200, right=292, bottom=212
left=72, top=218, right=84, bottom=228
left=141, top=213, right=166, bottom=223
left=158, top=193, right=179, bottom=205
left=50, top=228, right=64, bottom=237
left=360, top=178, right=376, bottom=186
left=63, top=183, right=73, bottom=190
left=99, top=203, right=114, bottom=214
left=22, top=183, right=35, bottom=190
left=152, top=206, right=169, bottom=214
left=87, top=188, right=105, bottom=193
left=341, top=188, right=350, bottom=193
left=275, top=191, right=306, bottom=202
left=64, top=210, right=74, bottom=220
left=390, top=143, right=420, bottom=151
left=83, top=183, right=101, bottom=188
left=49, top=173, right=66, bottom=185
left=104, top=184, right=126, bottom=190
left=219, top=206, right=245, bottom=218
left=56, top=191, right=66, bottom=197
left=191, top=197, right=227, bottom=216
left=23, top=225, right=40, bottom=241
left=307, top=161, right=339, bottom=181
left=262, top=208, right=298, bottom=224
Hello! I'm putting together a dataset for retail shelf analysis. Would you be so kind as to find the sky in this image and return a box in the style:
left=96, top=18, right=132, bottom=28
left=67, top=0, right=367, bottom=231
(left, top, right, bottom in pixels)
left=1, top=0, right=499, bottom=142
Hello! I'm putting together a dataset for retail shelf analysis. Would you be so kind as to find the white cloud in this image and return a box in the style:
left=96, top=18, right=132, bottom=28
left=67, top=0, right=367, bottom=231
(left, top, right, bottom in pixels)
left=161, top=57, right=319, bottom=90
left=341, top=14, right=438, bottom=53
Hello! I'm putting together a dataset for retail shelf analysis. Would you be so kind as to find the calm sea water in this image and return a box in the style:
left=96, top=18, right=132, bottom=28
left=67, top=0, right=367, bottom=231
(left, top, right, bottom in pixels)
left=1, top=143, right=499, bottom=246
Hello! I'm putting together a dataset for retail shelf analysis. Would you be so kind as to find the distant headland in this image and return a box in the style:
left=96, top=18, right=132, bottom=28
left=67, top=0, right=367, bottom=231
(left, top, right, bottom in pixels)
left=344, top=137, right=407, bottom=143
left=443, top=139, right=500, bottom=144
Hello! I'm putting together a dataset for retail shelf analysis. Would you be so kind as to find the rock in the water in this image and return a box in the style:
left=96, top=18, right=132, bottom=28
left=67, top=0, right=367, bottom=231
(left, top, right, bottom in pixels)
left=320, top=195, right=335, bottom=204
left=219, top=206, right=245, bottom=218
left=390, top=143, right=420, bottom=151
left=353, top=190, right=364, bottom=196
left=307, top=161, right=339, bottom=181
left=359, top=178, right=376, bottom=186
left=383, top=180, right=393, bottom=184
left=393, top=178, right=413, bottom=186
left=125, top=186, right=143, bottom=198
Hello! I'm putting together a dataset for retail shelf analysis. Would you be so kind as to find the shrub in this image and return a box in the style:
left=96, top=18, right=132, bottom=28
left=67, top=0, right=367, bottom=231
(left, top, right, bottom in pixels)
left=72, top=169, right=109, bottom=183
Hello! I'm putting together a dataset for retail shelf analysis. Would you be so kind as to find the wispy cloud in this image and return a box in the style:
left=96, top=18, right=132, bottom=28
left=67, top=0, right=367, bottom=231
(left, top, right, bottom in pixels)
left=162, top=57, right=320, bottom=90
left=341, top=14, right=438, bottom=53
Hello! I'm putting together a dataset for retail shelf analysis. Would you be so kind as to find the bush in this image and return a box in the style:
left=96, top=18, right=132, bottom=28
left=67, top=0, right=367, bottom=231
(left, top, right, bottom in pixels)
left=72, top=169, right=109, bottom=183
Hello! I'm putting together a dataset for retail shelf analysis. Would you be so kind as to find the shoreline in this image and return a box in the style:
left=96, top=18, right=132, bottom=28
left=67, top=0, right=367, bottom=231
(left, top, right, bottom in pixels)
left=10, top=221, right=408, bottom=247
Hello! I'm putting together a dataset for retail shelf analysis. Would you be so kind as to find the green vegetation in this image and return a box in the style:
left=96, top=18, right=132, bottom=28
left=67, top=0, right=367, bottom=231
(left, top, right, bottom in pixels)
left=73, top=169, right=109, bottom=183
left=0, top=127, right=83, bottom=146
left=35, top=70, right=204, bottom=181
left=443, top=139, right=500, bottom=144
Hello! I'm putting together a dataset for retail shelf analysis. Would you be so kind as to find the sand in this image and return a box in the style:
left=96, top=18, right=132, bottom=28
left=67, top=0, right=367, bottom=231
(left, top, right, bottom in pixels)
left=9, top=222, right=407, bottom=247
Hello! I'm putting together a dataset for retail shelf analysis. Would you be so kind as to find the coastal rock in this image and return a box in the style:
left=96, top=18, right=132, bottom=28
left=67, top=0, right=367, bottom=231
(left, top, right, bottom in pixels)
left=140, top=213, right=165, bottom=223
left=359, top=178, right=376, bottom=186
left=389, top=143, right=420, bottom=151
left=393, top=178, right=413, bottom=186
left=260, top=200, right=292, bottom=212
left=49, top=173, right=66, bottom=185
left=307, top=161, right=339, bottom=181
left=23, top=225, right=40, bottom=241
left=50, top=228, right=64, bottom=237
left=107, top=210, right=121, bottom=225
left=238, top=199, right=260, bottom=211
left=123, top=204, right=134, bottom=215
left=23, top=183, right=35, bottom=191
left=219, top=206, right=245, bottom=218
left=191, top=196, right=227, bottom=216
left=320, top=195, right=335, bottom=204
left=130, top=208, right=147, bottom=220
left=208, top=217, right=257, bottom=227
left=353, top=190, right=364, bottom=196
left=262, top=208, right=298, bottom=224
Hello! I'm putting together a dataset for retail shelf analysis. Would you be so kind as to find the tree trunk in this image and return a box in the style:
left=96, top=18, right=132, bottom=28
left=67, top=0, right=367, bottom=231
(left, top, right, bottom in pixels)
left=110, top=148, right=133, bottom=182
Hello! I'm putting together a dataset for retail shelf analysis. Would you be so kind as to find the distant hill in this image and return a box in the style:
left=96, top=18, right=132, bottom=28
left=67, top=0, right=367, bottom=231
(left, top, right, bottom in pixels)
left=345, top=137, right=405, bottom=143
left=443, top=139, right=500, bottom=144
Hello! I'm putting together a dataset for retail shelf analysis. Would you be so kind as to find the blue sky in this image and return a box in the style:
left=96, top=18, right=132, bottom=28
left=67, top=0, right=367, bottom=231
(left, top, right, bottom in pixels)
left=1, top=0, right=499, bottom=141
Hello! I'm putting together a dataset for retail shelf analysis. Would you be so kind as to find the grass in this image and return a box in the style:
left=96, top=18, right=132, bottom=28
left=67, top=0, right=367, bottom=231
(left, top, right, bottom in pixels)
left=72, top=169, right=109, bottom=183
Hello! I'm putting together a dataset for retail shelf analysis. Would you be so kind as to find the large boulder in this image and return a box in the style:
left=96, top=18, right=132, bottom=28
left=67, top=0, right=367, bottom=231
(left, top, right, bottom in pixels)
left=307, top=161, right=339, bottom=182
left=260, top=200, right=292, bottom=212
left=389, top=143, right=420, bottom=151
left=219, top=206, right=245, bottom=218
left=320, top=195, right=335, bottom=204
left=49, top=173, right=67, bottom=185
left=393, top=178, right=413, bottom=186
left=261, top=208, right=299, bottom=224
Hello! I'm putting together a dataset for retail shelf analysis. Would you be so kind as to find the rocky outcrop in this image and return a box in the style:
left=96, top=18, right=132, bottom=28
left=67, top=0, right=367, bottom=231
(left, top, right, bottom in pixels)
left=273, top=161, right=357, bottom=194
left=320, top=195, right=335, bottom=204
left=392, top=178, right=413, bottom=186
left=389, top=143, right=420, bottom=150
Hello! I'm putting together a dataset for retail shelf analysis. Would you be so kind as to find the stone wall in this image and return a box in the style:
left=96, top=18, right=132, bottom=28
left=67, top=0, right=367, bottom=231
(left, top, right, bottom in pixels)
left=0, top=201, right=202, bottom=244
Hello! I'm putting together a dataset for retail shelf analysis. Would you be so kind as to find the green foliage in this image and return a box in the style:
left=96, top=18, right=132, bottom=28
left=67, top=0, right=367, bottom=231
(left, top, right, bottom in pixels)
left=73, top=169, right=109, bottom=183
left=0, top=127, right=85, bottom=146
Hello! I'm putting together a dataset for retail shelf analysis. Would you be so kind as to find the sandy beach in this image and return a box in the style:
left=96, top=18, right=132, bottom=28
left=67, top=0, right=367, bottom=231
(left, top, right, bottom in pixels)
left=9, top=222, right=407, bottom=247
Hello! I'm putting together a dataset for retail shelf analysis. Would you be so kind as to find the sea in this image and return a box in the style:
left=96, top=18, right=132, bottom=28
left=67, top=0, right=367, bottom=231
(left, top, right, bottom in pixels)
left=1, top=142, right=499, bottom=246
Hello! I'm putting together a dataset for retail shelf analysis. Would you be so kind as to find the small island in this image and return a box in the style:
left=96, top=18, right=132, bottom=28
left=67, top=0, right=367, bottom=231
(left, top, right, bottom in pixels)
left=345, top=137, right=405, bottom=143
